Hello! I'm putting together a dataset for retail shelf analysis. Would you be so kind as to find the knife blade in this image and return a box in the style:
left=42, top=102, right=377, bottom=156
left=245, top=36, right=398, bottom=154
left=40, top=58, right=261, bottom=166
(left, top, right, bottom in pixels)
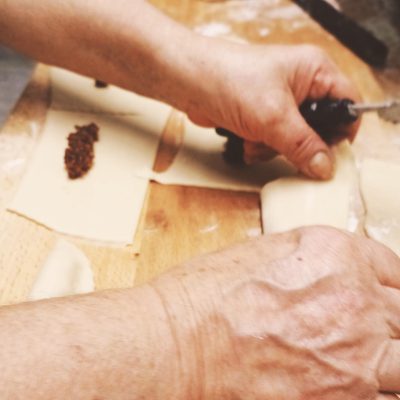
left=350, top=99, right=400, bottom=124
left=216, top=97, right=400, bottom=165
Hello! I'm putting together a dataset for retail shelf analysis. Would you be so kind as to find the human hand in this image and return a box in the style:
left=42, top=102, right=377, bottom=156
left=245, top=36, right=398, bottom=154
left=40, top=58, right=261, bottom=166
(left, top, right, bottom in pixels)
left=187, top=43, right=361, bottom=180
left=152, top=227, right=400, bottom=400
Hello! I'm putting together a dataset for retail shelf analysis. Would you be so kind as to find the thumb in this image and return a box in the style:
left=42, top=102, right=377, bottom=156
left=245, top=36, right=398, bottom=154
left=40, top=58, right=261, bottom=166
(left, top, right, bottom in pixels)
left=269, top=105, right=334, bottom=180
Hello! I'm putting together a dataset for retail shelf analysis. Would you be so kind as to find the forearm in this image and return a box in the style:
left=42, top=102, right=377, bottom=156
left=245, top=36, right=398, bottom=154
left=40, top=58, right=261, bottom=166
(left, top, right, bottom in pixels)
left=0, top=0, right=218, bottom=112
left=0, top=286, right=186, bottom=400
left=1, top=229, right=395, bottom=400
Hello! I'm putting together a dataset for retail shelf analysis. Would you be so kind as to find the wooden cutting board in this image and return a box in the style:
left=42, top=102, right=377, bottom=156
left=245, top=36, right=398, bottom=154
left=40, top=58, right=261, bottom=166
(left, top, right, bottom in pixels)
left=0, top=0, right=399, bottom=305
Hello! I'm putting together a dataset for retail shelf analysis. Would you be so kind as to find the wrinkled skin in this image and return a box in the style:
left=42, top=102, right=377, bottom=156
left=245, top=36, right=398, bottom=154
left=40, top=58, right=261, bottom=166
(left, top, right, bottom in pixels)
left=152, top=227, right=400, bottom=400
left=188, top=44, right=361, bottom=180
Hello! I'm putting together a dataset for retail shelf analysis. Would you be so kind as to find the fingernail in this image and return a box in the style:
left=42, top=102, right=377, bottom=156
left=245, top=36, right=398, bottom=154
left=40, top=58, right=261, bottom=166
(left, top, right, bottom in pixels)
left=309, top=152, right=333, bottom=180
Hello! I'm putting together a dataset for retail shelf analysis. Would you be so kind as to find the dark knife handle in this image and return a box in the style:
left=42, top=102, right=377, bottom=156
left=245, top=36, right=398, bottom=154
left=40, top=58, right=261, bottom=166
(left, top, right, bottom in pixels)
left=215, top=127, right=246, bottom=165
left=216, top=98, right=358, bottom=165
left=300, top=98, right=357, bottom=129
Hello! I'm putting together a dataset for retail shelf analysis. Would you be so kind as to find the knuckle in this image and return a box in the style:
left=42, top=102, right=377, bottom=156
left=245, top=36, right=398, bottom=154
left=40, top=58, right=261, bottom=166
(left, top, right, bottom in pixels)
left=313, top=63, right=333, bottom=84
left=261, top=99, right=284, bottom=126
left=245, top=97, right=286, bottom=144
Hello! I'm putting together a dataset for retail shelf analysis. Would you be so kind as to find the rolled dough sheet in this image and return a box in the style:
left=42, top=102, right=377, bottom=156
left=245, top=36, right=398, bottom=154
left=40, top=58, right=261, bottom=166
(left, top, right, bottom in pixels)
left=360, top=158, right=400, bottom=255
left=28, top=239, right=94, bottom=301
left=153, top=119, right=296, bottom=192
left=261, top=141, right=356, bottom=234
left=50, top=66, right=171, bottom=116
left=8, top=110, right=161, bottom=244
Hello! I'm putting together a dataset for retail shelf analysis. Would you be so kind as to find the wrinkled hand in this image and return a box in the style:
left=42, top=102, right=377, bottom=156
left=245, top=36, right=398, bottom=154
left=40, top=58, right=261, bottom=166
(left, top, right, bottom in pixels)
left=187, top=44, right=361, bottom=180
left=152, top=227, right=400, bottom=400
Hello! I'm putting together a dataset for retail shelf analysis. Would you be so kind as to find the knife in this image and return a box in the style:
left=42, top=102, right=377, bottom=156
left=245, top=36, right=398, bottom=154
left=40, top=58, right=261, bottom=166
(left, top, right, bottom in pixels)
left=299, top=97, right=400, bottom=126
left=216, top=98, right=400, bottom=165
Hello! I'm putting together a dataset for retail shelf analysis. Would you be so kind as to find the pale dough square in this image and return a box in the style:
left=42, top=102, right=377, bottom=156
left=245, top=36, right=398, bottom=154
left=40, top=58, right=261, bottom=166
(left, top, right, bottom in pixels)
left=8, top=110, right=165, bottom=244
left=261, top=141, right=356, bottom=234
left=360, top=158, right=400, bottom=255
left=153, top=119, right=296, bottom=192
left=50, top=67, right=171, bottom=116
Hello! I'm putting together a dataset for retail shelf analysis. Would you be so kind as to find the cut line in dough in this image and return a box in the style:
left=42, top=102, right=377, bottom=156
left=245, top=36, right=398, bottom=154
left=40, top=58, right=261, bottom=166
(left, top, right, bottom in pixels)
left=261, top=141, right=357, bottom=234
left=28, top=239, right=94, bottom=301
left=360, top=158, right=400, bottom=255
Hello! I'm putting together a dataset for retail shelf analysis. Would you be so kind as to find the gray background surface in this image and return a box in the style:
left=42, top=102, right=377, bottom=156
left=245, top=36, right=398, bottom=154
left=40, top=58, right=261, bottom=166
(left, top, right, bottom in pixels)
left=338, top=0, right=400, bottom=68
left=0, top=47, right=34, bottom=128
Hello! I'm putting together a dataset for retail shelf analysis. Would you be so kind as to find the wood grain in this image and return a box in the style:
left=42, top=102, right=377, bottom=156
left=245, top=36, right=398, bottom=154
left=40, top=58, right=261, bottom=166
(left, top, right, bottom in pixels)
left=0, top=211, right=55, bottom=305
left=135, top=183, right=261, bottom=285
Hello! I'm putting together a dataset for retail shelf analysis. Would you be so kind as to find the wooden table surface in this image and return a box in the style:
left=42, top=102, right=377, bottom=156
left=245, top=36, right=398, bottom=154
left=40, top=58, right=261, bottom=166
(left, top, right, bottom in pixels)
left=0, top=0, right=399, bottom=306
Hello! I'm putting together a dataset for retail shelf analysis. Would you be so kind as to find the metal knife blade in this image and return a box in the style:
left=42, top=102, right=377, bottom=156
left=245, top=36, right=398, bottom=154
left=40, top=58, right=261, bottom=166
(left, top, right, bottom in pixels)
left=349, top=99, right=400, bottom=123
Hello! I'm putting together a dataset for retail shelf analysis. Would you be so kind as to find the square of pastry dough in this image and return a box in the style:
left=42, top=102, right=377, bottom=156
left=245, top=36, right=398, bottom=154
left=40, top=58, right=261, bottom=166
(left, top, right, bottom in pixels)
left=50, top=67, right=171, bottom=116
left=8, top=110, right=165, bottom=244
left=261, top=141, right=357, bottom=234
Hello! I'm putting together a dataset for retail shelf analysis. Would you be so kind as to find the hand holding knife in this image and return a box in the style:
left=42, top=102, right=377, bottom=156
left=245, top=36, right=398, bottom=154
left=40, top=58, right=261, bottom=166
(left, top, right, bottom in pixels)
left=216, top=98, right=400, bottom=165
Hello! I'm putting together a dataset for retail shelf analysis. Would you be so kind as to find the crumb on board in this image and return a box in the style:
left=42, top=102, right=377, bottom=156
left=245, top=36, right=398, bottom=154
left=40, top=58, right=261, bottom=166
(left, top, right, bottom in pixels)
left=94, top=80, right=108, bottom=88
left=64, top=123, right=99, bottom=179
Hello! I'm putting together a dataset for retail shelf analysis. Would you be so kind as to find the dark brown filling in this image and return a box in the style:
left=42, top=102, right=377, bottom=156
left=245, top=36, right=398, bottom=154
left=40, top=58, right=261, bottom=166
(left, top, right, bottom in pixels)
left=64, top=123, right=99, bottom=179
